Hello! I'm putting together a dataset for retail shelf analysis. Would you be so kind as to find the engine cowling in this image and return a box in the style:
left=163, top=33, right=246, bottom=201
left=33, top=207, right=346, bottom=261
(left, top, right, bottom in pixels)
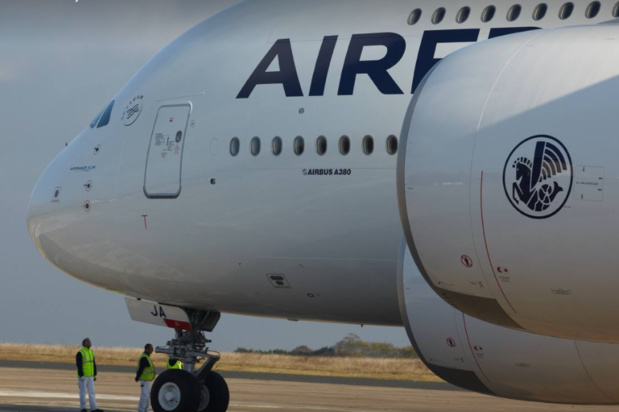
left=398, top=25, right=619, bottom=343
left=398, top=238, right=619, bottom=404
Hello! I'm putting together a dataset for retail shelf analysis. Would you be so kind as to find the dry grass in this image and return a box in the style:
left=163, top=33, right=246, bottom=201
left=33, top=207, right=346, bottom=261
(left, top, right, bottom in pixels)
left=0, top=343, right=170, bottom=366
left=0, top=343, right=440, bottom=382
left=219, top=352, right=440, bottom=381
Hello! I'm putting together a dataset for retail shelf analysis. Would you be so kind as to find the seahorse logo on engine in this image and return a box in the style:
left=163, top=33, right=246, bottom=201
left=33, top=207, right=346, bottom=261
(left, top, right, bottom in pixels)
left=503, top=135, right=573, bottom=219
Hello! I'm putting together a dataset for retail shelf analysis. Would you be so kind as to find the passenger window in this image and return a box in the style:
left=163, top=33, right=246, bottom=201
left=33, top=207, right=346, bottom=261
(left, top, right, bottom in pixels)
left=362, top=135, right=374, bottom=155
left=585, top=1, right=601, bottom=18
left=456, top=7, right=471, bottom=23
left=386, top=135, right=398, bottom=155
left=96, top=100, right=115, bottom=128
left=316, top=136, right=327, bottom=156
left=339, top=136, right=350, bottom=155
left=559, top=2, right=574, bottom=19
left=507, top=4, right=522, bottom=21
left=294, top=136, right=305, bottom=155
left=533, top=3, right=548, bottom=20
left=432, top=7, right=446, bottom=24
left=250, top=137, right=261, bottom=156
left=408, top=9, right=422, bottom=25
left=230, top=137, right=240, bottom=157
left=481, top=5, right=496, bottom=22
left=613, top=1, right=619, bottom=17
left=272, top=137, right=282, bottom=156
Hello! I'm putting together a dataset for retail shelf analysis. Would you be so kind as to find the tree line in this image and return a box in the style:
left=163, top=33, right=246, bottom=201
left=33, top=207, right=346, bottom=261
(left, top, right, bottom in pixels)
left=235, top=333, right=419, bottom=359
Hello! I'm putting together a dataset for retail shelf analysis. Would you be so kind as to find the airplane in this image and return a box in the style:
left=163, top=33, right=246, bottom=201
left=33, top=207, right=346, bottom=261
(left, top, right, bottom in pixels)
left=26, top=0, right=619, bottom=411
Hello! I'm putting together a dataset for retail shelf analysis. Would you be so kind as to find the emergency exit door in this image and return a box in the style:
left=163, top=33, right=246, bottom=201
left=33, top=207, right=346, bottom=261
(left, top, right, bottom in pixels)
left=144, top=104, right=191, bottom=198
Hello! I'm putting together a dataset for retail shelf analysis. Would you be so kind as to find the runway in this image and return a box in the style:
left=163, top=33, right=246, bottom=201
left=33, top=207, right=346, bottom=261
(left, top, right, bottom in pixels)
left=0, top=364, right=617, bottom=412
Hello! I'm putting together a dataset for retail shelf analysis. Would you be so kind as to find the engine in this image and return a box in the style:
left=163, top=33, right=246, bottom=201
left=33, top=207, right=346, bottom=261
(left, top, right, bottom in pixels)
left=398, top=238, right=619, bottom=404
left=398, top=25, right=619, bottom=343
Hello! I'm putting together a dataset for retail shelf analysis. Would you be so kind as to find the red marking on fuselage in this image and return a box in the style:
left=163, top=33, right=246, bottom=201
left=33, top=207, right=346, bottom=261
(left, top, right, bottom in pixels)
left=164, top=319, right=192, bottom=331
left=142, top=215, right=148, bottom=230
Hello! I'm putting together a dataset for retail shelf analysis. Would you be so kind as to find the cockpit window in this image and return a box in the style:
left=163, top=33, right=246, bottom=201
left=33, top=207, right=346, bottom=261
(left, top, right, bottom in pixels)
left=89, top=110, right=103, bottom=128
left=96, top=100, right=115, bottom=128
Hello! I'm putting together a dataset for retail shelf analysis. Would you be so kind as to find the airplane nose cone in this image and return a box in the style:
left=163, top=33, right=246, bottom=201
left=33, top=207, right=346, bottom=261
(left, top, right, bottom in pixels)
left=27, top=148, right=73, bottom=263
left=27, top=137, right=125, bottom=292
left=27, top=140, right=102, bottom=276
left=27, top=182, right=44, bottom=251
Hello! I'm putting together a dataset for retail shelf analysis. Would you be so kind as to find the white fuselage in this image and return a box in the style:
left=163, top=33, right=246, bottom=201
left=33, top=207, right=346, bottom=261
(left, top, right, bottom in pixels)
left=27, top=0, right=603, bottom=326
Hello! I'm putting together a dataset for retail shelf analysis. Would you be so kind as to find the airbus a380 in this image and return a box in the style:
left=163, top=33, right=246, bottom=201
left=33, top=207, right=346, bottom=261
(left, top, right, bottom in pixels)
left=26, top=0, right=619, bottom=410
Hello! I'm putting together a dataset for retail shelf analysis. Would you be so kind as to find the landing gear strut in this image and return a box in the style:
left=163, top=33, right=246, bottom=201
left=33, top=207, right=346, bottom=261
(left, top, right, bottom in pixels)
left=150, top=310, right=229, bottom=412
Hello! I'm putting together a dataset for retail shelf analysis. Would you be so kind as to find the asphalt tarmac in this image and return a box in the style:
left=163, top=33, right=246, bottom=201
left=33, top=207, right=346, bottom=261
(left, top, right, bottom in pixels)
left=0, top=362, right=617, bottom=412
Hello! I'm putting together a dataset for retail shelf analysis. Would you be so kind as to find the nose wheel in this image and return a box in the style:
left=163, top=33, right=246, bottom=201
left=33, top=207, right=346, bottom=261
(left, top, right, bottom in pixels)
left=152, top=370, right=200, bottom=412
left=198, top=371, right=229, bottom=412
left=151, top=370, right=229, bottom=412
left=150, top=309, right=229, bottom=412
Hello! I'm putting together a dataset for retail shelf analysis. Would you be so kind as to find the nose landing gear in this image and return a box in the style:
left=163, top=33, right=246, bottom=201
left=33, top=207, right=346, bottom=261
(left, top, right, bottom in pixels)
left=150, top=310, right=229, bottom=412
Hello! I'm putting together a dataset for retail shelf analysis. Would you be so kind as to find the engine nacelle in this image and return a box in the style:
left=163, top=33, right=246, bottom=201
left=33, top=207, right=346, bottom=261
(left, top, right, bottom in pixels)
left=398, top=25, right=619, bottom=343
left=398, top=238, right=619, bottom=404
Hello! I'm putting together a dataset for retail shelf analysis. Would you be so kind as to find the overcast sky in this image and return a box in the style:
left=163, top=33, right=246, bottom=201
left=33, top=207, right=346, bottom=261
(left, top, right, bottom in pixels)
left=0, top=0, right=411, bottom=352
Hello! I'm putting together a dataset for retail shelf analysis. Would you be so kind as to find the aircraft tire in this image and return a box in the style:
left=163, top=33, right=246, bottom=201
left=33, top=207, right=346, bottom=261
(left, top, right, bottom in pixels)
left=198, top=371, right=229, bottom=412
left=151, top=369, right=200, bottom=412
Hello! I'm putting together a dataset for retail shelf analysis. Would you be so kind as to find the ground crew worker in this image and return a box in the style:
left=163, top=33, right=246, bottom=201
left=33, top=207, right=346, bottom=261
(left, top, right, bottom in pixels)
left=135, top=343, right=156, bottom=412
left=76, top=338, right=103, bottom=412
left=167, top=358, right=183, bottom=370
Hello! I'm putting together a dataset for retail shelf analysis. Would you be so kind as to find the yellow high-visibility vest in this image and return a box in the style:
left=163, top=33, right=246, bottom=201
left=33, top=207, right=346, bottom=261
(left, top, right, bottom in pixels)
left=137, top=353, right=155, bottom=381
left=167, top=360, right=183, bottom=370
left=77, top=347, right=95, bottom=377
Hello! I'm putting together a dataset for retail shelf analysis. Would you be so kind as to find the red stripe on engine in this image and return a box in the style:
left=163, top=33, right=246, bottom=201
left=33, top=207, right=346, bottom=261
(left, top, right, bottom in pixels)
left=462, top=313, right=489, bottom=382
left=480, top=171, right=517, bottom=313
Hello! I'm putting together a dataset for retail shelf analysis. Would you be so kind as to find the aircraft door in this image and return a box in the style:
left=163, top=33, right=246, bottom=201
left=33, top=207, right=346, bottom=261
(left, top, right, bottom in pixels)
left=144, top=104, right=191, bottom=199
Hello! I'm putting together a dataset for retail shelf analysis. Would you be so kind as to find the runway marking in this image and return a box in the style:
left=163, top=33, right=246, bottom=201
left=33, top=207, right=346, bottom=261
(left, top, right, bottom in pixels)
left=0, top=390, right=398, bottom=412
left=0, top=390, right=137, bottom=401
left=231, top=401, right=399, bottom=411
